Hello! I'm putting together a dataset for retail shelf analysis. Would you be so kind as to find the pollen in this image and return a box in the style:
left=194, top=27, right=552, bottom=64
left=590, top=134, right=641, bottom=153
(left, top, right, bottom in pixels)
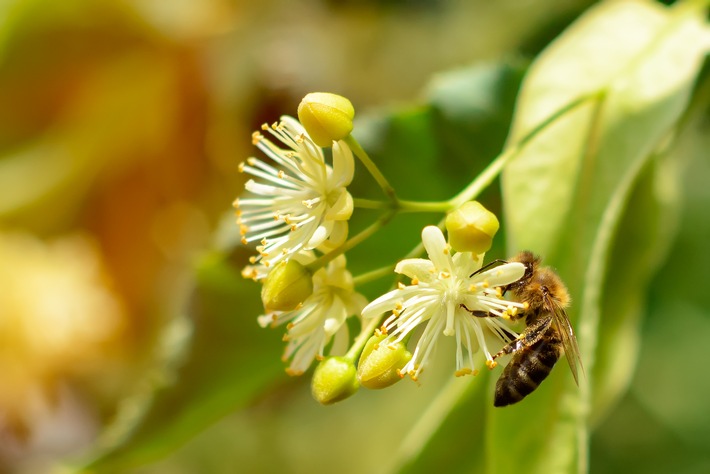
left=278, top=170, right=285, bottom=179
left=398, top=282, right=406, bottom=290
left=455, top=368, right=473, bottom=377
left=495, top=287, right=503, bottom=298
left=411, top=277, right=419, bottom=285
left=238, top=162, right=246, bottom=172
left=285, top=367, right=304, bottom=376
left=486, top=359, right=497, bottom=369
left=482, top=279, right=490, bottom=288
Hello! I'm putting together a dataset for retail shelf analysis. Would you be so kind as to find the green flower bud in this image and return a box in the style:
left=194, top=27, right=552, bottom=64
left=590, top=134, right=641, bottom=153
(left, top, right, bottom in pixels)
left=297, top=92, right=355, bottom=147
left=311, top=356, right=359, bottom=405
left=261, top=259, right=313, bottom=312
left=445, top=201, right=499, bottom=254
left=357, top=334, right=412, bottom=389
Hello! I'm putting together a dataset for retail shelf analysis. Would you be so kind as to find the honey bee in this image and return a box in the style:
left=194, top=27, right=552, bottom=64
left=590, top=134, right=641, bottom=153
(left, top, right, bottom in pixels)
left=465, top=251, right=583, bottom=406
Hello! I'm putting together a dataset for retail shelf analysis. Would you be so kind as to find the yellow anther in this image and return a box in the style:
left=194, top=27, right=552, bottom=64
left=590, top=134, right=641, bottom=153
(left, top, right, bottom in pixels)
left=486, top=359, right=497, bottom=369
left=397, top=282, right=406, bottom=290
left=455, top=368, right=473, bottom=377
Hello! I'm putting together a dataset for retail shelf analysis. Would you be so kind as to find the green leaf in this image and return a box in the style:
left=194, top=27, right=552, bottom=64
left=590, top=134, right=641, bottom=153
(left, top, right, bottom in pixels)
left=496, top=1, right=708, bottom=473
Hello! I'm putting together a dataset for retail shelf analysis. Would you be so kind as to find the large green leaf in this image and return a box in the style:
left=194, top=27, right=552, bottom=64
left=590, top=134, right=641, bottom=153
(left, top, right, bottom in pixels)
left=495, top=1, right=708, bottom=473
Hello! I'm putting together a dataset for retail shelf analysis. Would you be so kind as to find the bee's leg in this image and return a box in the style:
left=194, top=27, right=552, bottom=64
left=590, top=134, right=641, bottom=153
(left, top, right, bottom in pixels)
left=459, top=304, right=490, bottom=318
left=487, top=316, right=553, bottom=368
left=469, top=259, right=509, bottom=278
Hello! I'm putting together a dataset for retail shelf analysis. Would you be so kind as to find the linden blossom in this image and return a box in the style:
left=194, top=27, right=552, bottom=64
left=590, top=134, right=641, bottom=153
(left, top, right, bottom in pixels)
left=257, top=254, right=368, bottom=376
left=235, top=116, right=355, bottom=280
left=361, top=226, right=527, bottom=381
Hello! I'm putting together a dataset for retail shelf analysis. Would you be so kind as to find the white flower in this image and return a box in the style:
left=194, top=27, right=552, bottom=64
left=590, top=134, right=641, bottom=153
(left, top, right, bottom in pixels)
left=361, top=226, right=526, bottom=381
left=258, top=255, right=367, bottom=376
left=235, top=116, right=355, bottom=280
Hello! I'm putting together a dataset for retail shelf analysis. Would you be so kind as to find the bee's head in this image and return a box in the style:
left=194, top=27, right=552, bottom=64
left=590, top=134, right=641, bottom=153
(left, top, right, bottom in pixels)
left=503, top=250, right=539, bottom=293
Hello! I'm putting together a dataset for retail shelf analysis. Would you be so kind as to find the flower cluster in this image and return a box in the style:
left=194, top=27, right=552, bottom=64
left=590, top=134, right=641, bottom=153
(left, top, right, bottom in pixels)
left=234, top=92, right=530, bottom=403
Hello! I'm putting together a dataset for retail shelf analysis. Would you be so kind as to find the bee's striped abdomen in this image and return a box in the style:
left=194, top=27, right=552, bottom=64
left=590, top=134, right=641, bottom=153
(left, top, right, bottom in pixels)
left=494, top=335, right=561, bottom=407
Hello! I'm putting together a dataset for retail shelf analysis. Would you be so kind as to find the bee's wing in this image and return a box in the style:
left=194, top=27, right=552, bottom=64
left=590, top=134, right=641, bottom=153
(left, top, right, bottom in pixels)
left=548, top=297, right=584, bottom=386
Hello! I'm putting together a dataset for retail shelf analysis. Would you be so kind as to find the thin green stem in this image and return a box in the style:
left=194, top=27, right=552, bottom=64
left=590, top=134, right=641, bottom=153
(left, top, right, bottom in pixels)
left=353, top=198, right=391, bottom=210
left=344, top=315, right=382, bottom=361
left=345, top=134, right=398, bottom=203
left=306, top=210, right=397, bottom=273
left=396, top=199, right=452, bottom=213
left=449, top=92, right=600, bottom=208
left=352, top=264, right=396, bottom=286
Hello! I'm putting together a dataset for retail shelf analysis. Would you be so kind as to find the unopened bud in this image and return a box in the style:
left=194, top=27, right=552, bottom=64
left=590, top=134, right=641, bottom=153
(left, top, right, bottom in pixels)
left=311, top=356, right=359, bottom=405
left=445, top=201, right=499, bottom=254
left=357, top=334, right=412, bottom=389
left=298, top=92, right=355, bottom=147
left=261, top=259, right=313, bottom=312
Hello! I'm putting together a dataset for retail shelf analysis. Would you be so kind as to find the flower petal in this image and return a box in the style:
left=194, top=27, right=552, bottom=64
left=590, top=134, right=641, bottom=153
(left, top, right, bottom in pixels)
left=330, top=140, right=355, bottom=187
left=395, top=258, right=436, bottom=282
left=475, top=262, right=526, bottom=287
left=324, top=189, right=354, bottom=221
left=421, top=226, right=451, bottom=272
